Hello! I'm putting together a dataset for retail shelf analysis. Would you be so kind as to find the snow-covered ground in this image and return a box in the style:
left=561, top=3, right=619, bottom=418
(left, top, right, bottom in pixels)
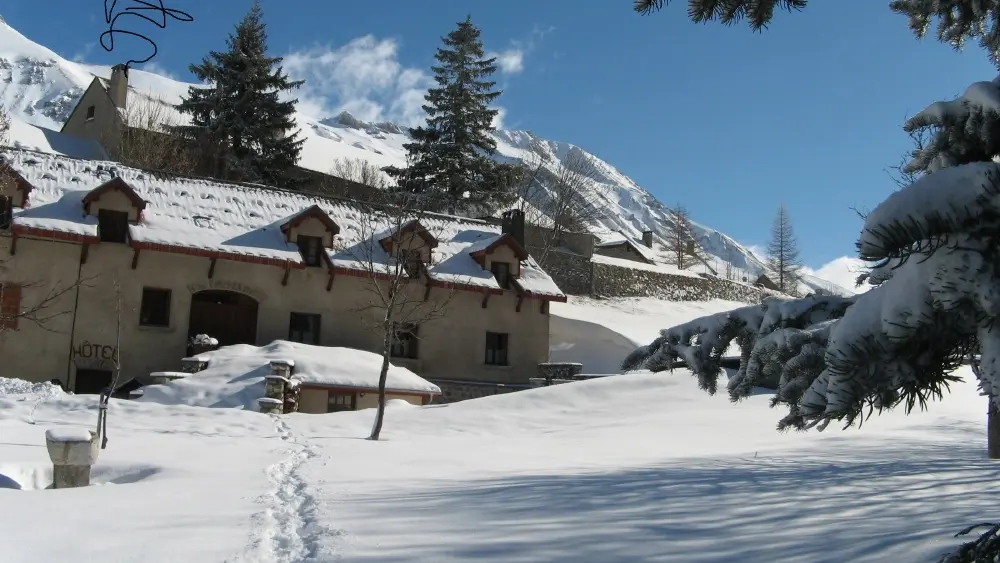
left=1, top=297, right=993, bottom=562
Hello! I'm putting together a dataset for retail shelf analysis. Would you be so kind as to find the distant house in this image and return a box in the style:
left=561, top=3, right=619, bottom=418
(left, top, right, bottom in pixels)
left=593, top=230, right=658, bottom=265
left=755, top=274, right=781, bottom=291
left=58, top=64, right=379, bottom=201
left=0, top=148, right=566, bottom=400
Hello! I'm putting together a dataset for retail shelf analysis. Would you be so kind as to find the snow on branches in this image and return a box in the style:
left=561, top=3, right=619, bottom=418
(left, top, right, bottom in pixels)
left=626, top=158, right=1000, bottom=431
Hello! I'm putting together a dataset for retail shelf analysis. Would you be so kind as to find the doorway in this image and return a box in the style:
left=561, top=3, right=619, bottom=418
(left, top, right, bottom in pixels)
left=188, top=290, right=259, bottom=348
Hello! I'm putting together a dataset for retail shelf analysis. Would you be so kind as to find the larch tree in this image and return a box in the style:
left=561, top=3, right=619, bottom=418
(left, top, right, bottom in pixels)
left=386, top=16, right=515, bottom=216
left=626, top=1, right=1000, bottom=560
left=174, top=0, right=304, bottom=186
left=766, top=205, right=802, bottom=294
left=667, top=202, right=708, bottom=270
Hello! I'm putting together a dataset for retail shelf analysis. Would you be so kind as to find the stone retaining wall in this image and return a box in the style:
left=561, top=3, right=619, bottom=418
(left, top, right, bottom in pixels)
left=430, top=379, right=532, bottom=404
left=533, top=246, right=772, bottom=305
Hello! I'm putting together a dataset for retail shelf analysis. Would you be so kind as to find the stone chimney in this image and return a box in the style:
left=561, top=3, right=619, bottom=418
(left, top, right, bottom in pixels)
left=641, top=230, right=653, bottom=248
left=501, top=209, right=526, bottom=248
left=109, top=63, right=129, bottom=110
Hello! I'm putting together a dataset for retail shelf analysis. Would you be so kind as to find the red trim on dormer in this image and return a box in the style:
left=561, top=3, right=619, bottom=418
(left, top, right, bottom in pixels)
left=82, top=177, right=147, bottom=217
left=280, top=205, right=341, bottom=245
left=469, top=233, right=529, bottom=268
left=0, top=164, right=34, bottom=208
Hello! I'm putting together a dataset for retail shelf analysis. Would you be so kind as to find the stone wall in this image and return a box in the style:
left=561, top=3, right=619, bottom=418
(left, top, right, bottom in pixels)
left=591, top=261, right=770, bottom=303
left=531, top=248, right=594, bottom=296
left=430, top=379, right=532, bottom=404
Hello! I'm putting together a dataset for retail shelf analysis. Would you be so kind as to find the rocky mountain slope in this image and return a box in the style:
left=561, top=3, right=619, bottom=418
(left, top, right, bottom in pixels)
left=0, top=18, right=852, bottom=296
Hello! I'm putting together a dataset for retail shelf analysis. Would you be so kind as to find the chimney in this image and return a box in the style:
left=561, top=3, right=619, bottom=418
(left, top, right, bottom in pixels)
left=109, top=63, right=129, bottom=110
left=641, top=230, right=653, bottom=248
left=501, top=209, right=526, bottom=248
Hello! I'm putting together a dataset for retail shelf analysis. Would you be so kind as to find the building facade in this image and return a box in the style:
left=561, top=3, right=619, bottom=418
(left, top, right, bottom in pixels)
left=0, top=149, right=566, bottom=395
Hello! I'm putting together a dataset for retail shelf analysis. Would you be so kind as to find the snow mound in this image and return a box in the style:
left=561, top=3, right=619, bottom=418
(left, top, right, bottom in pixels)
left=0, top=377, right=64, bottom=400
left=138, top=341, right=439, bottom=410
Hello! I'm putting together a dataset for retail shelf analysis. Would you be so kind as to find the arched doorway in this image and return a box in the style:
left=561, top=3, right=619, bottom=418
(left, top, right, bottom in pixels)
left=188, top=290, right=259, bottom=349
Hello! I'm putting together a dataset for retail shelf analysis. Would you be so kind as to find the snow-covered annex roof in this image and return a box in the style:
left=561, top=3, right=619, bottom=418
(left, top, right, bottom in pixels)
left=595, top=231, right=658, bottom=263
left=1, top=148, right=566, bottom=301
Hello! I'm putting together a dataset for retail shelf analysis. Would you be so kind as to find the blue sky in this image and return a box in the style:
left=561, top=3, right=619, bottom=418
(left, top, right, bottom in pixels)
left=2, top=0, right=997, bottom=278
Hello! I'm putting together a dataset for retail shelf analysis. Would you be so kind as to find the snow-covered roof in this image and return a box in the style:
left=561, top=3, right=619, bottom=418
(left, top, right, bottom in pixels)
left=1, top=148, right=566, bottom=301
left=8, top=118, right=108, bottom=160
left=595, top=232, right=658, bottom=263
left=138, top=341, right=441, bottom=409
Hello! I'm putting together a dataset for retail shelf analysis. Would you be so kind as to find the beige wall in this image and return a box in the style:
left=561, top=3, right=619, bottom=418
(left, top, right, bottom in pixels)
left=61, top=82, right=122, bottom=149
left=87, top=188, right=140, bottom=222
left=297, top=387, right=424, bottom=414
left=0, top=227, right=553, bottom=390
left=289, top=216, right=335, bottom=248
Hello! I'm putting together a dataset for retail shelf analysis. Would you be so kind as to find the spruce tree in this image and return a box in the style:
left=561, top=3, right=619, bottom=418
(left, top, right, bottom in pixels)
left=174, top=0, right=304, bottom=186
left=766, top=204, right=801, bottom=294
left=387, top=16, right=510, bottom=215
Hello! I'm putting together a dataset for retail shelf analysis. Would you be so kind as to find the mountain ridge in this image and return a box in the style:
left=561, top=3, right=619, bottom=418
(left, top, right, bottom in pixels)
left=0, top=18, right=853, bottom=297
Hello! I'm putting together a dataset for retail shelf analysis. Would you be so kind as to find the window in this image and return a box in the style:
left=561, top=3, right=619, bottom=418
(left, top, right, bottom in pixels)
left=0, top=282, right=20, bottom=330
left=327, top=393, right=355, bottom=413
left=97, top=209, right=129, bottom=243
left=288, top=312, right=321, bottom=345
left=139, top=288, right=171, bottom=327
left=0, top=196, right=11, bottom=230
left=85, top=105, right=95, bottom=120
left=400, top=249, right=422, bottom=279
left=390, top=323, right=419, bottom=359
left=491, top=262, right=511, bottom=290
left=297, top=235, right=323, bottom=267
left=485, top=331, right=509, bottom=366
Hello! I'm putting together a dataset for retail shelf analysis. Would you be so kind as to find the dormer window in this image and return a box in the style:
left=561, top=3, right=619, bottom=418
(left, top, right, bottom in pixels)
left=297, top=235, right=323, bottom=267
left=0, top=196, right=11, bottom=230
left=98, top=209, right=129, bottom=243
left=491, top=262, right=511, bottom=289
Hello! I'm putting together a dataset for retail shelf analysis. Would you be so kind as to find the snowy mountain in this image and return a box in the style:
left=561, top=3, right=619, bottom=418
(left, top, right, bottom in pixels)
left=0, top=18, right=853, bottom=296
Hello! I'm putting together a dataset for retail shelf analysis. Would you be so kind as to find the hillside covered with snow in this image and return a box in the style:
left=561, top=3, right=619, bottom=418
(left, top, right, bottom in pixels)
left=0, top=18, right=854, bottom=296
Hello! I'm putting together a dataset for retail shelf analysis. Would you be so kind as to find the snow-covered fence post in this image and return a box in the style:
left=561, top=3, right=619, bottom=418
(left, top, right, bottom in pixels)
left=45, top=428, right=99, bottom=488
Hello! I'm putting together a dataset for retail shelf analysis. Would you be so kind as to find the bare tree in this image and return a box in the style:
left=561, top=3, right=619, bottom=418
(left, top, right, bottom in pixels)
left=342, top=171, right=457, bottom=440
left=766, top=204, right=802, bottom=295
left=330, top=157, right=391, bottom=189
left=104, top=94, right=196, bottom=176
left=667, top=202, right=710, bottom=270
left=508, top=150, right=609, bottom=262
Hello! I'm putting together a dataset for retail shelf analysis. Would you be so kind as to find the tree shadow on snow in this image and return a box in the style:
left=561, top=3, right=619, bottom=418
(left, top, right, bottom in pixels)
left=336, top=439, right=1000, bottom=563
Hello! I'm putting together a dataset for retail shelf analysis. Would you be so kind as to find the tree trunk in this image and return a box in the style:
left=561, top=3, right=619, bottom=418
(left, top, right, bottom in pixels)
left=989, top=396, right=1000, bottom=459
left=368, top=331, right=393, bottom=441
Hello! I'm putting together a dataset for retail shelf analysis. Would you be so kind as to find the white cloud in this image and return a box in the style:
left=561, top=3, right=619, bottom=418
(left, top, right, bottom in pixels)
left=802, top=256, right=868, bottom=293
left=282, top=36, right=435, bottom=127
left=487, top=48, right=525, bottom=75
left=491, top=107, right=507, bottom=130
left=71, top=42, right=95, bottom=63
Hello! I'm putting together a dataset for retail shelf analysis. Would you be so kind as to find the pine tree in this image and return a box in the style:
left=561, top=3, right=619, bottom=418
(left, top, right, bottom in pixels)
left=387, top=16, right=510, bottom=215
left=174, top=1, right=304, bottom=186
left=766, top=205, right=801, bottom=294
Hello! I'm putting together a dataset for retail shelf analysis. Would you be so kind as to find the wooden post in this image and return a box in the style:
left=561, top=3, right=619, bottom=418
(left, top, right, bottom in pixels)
left=989, top=397, right=1000, bottom=459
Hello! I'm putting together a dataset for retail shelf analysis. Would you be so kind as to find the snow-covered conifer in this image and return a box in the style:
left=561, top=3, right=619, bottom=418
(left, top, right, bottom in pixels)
left=385, top=17, right=515, bottom=216
left=174, top=1, right=304, bottom=186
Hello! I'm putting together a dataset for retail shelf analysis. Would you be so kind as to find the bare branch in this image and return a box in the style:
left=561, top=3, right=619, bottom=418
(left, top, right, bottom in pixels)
left=105, top=94, right=197, bottom=176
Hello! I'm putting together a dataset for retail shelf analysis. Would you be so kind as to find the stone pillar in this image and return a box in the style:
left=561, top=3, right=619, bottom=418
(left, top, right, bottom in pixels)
left=264, top=375, right=287, bottom=401
left=181, top=357, right=209, bottom=374
left=269, top=359, right=295, bottom=378
left=149, top=372, right=188, bottom=385
left=45, top=428, right=100, bottom=489
left=257, top=397, right=283, bottom=414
